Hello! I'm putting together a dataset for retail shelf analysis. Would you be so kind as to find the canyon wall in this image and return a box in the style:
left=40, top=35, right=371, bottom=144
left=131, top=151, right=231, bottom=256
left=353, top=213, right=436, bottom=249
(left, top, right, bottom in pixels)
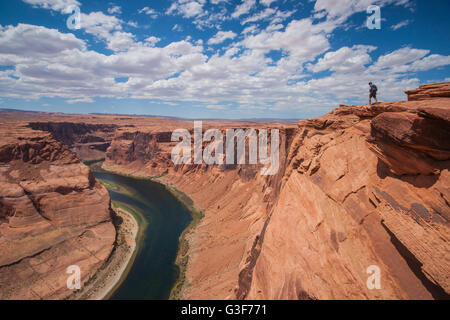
left=2, top=83, right=447, bottom=300
left=28, top=122, right=120, bottom=162
left=0, top=122, right=116, bottom=299
left=103, top=83, right=449, bottom=300
left=246, top=100, right=449, bottom=300
left=103, top=122, right=294, bottom=299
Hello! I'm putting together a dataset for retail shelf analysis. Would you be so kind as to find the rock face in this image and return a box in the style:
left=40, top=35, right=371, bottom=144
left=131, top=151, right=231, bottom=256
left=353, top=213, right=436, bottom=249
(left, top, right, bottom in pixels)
left=28, top=122, right=119, bottom=162
left=1, top=82, right=448, bottom=300
left=247, top=101, right=449, bottom=300
left=106, top=129, right=174, bottom=175
left=102, top=83, right=449, bottom=300
left=405, top=82, right=450, bottom=101
left=0, top=122, right=115, bottom=300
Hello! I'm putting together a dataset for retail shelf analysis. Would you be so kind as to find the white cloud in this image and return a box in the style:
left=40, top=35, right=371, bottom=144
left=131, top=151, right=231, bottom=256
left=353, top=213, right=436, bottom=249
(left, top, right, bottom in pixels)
left=372, top=47, right=429, bottom=70
left=0, top=23, right=84, bottom=61
left=242, top=8, right=276, bottom=24
left=242, top=25, right=259, bottom=35
left=206, top=104, right=226, bottom=110
left=208, top=31, right=237, bottom=45
left=307, top=45, right=376, bottom=73
left=67, top=97, right=94, bottom=104
left=22, top=0, right=133, bottom=52
left=22, top=0, right=80, bottom=12
left=167, top=0, right=205, bottom=18
left=408, top=54, right=450, bottom=72
left=78, top=11, right=135, bottom=51
left=260, top=0, right=276, bottom=7
left=2, top=1, right=449, bottom=116
left=139, top=6, right=158, bottom=18
left=391, top=20, right=410, bottom=30
left=107, top=6, right=122, bottom=15
left=266, top=23, right=284, bottom=32
left=242, top=19, right=330, bottom=61
left=172, top=24, right=183, bottom=32
left=144, top=36, right=161, bottom=46
left=313, top=0, right=411, bottom=24
left=231, top=0, right=256, bottom=19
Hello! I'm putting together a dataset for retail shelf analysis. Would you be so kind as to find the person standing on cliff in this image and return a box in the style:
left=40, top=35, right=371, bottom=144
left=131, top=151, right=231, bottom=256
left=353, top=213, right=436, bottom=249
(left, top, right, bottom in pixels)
left=369, top=82, right=378, bottom=105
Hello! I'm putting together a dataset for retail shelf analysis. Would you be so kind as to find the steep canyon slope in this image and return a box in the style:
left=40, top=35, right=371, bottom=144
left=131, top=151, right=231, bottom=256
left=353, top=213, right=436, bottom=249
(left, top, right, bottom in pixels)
left=103, top=82, right=449, bottom=300
left=0, top=121, right=116, bottom=299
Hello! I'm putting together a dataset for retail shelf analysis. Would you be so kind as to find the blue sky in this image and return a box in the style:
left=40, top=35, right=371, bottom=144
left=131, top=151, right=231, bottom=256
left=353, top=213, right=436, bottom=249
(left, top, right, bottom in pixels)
left=0, top=0, right=449, bottom=119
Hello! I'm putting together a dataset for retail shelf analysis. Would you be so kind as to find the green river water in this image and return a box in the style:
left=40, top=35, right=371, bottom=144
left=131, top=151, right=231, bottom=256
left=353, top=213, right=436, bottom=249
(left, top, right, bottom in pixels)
left=92, top=170, right=192, bottom=300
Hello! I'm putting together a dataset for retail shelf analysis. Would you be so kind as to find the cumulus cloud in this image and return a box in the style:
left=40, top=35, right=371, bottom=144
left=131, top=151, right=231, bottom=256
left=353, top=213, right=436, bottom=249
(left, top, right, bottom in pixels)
left=167, top=0, right=206, bottom=18
left=0, top=23, right=85, bottom=61
left=408, top=54, right=450, bottom=72
left=208, top=31, right=237, bottom=45
left=107, top=6, right=122, bottom=15
left=139, top=6, right=158, bottom=18
left=260, top=0, right=276, bottom=7
left=307, top=45, right=376, bottom=73
left=242, top=8, right=276, bottom=24
left=22, top=0, right=80, bottom=12
left=371, top=47, right=429, bottom=70
left=232, top=0, right=256, bottom=18
left=79, top=11, right=134, bottom=51
left=242, top=19, right=330, bottom=61
left=3, top=1, right=449, bottom=116
left=313, top=0, right=411, bottom=24
left=22, top=0, right=134, bottom=52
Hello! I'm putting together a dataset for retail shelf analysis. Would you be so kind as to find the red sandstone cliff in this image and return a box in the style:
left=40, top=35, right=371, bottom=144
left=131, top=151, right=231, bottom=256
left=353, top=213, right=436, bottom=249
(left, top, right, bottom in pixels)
left=0, top=122, right=116, bottom=300
left=1, top=83, right=448, bottom=300
left=405, top=82, right=450, bottom=101
left=103, top=83, right=449, bottom=300
left=247, top=100, right=449, bottom=300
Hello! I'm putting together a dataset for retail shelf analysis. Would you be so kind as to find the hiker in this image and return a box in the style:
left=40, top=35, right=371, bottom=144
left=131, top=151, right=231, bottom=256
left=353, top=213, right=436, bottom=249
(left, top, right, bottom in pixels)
left=369, top=82, right=378, bottom=105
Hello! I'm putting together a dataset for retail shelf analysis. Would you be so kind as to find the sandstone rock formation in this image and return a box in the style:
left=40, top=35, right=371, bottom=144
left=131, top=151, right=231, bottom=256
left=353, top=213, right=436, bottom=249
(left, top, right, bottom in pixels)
left=405, top=82, right=450, bottom=101
left=0, top=122, right=115, bottom=300
left=1, top=82, right=448, bottom=300
left=28, top=122, right=119, bottom=162
left=247, top=102, right=449, bottom=300
left=101, top=83, right=449, bottom=300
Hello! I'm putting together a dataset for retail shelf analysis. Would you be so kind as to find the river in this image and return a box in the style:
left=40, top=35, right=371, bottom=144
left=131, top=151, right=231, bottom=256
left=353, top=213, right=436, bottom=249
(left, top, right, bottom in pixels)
left=92, top=171, right=192, bottom=300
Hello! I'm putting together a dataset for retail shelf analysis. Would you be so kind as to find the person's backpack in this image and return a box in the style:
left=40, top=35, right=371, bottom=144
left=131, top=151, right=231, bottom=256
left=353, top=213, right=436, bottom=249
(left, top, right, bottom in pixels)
left=372, top=85, right=378, bottom=92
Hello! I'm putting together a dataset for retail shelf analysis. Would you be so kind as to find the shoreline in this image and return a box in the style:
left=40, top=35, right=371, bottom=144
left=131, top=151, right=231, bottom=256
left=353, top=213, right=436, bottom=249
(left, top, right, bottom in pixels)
left=68, top=204, right=140, bottom=300
left=158, top=178, right=204, bottom=300
left=100, top=161, right=204, bottom=300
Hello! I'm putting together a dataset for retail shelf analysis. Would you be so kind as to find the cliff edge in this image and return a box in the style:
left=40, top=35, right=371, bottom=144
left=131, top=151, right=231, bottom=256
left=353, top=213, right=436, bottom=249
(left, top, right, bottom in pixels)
left=0, top=122, right=116, bottom=299
left=247, top=87, right=449, bottom=300
left=103, top=82, right=449, bottom=300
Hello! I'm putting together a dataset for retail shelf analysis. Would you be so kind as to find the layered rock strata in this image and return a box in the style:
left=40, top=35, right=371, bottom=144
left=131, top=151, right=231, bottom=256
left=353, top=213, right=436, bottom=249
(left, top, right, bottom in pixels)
left=103, top=84, right=449, bottom=300
left=0, top=123, right=115, bottom=300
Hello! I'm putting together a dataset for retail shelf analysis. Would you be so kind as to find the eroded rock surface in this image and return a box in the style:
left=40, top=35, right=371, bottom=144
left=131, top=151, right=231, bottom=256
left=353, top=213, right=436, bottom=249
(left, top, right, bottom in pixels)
left=247, top=90, right=449, bottom=300
left=406, top=82, right=450, bottom=101
left=102, top=84, right=449, bottom=300
left=1, top=82, right=448, bottom=300
left=0, top=122, right=115, bottom=300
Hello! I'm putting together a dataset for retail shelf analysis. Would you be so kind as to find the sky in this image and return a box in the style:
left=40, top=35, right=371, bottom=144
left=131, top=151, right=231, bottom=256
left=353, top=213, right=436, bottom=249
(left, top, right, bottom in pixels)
left=0, top=0, right=449, bottom=119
